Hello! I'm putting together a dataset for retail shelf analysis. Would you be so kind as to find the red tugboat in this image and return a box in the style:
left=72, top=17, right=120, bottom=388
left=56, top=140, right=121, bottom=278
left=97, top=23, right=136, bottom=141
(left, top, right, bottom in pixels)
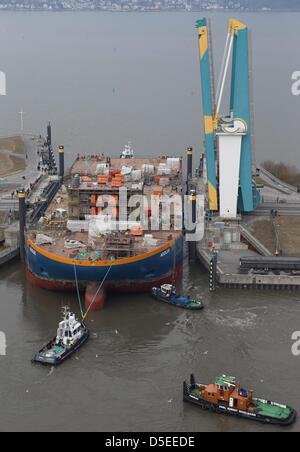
left=183, top=374, right=297, bottom=426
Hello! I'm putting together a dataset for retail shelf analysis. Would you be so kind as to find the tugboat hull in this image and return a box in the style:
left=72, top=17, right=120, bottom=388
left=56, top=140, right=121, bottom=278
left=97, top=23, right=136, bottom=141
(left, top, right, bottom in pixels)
left=32, top=329, right=90, bottom=366
left=152, top=290, right=203, bottom=310
left=183, top=378, right=297, bottom=427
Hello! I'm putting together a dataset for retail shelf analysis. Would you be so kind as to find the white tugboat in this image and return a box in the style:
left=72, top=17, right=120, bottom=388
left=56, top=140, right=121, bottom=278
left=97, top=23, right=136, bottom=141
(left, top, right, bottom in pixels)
left=32, top=307, right=90, bottom=366
left=120, top=142, right=134, bottom=159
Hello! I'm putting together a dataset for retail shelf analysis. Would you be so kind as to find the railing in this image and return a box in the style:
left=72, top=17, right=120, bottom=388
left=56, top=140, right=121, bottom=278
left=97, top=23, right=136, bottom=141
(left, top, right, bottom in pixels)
left=27, top=222, right=67, bottom=233
left=259, top=166, right=299, bottom=194
left=28, top=181, right=60, bottom=224
left=271, top=214, right=282, bottom=256
left=239, top=225, right=272, bottom=257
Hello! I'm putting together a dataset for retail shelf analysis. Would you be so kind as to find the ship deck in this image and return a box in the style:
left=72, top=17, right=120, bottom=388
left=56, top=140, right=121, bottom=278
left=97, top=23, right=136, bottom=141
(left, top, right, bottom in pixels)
left=28, top=230, right=181, bottom=261
left=255, top=400, right=291, bottom=420
left=27, top=153, right=183, bottom=262
left=71, top=156, right=175, bottom=175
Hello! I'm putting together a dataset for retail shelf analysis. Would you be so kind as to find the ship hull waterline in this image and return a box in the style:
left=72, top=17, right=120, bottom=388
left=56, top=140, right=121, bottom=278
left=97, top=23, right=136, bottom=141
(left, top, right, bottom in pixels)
left=26, top=237, right=183, bottom=294
left=32, top=329, right=90, bottom=366
left=183, top=387, right=297, bottom=427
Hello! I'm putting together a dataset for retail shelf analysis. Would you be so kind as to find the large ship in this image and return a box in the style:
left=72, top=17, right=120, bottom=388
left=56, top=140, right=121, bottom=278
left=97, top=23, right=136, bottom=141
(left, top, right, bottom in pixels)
left=26, top=147, right=184, bottom=294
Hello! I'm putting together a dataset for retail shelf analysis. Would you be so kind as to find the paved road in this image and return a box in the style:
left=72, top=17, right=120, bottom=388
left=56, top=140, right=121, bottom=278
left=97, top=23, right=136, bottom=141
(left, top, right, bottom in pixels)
left=0, top=135, right=44, bottom=199
left=253, top=204, right=300, bottom=216
left=259, top=186, right=300, bottom=204
left=0, top=135, right=47, bottom=213
left=257, top=166, right=300, bottom=205
left=258, top=166, right=300, bottom=195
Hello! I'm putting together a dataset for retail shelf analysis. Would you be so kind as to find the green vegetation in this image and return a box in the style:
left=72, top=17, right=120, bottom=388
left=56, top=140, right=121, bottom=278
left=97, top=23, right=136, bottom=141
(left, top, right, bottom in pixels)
left=262, top=161, right=300, bottom=188
left=0, top=136, right=24, bottom=155
left=249, top=217, right=300, bottom=256
left=0, top=154, right=26, bottom=177
left=0, top=137, right=25, bottom=177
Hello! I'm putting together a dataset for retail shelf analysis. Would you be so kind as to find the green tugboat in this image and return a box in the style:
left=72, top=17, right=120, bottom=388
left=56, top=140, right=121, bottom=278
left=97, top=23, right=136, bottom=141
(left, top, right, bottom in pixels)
left=183, top=374, right=297, bottom=426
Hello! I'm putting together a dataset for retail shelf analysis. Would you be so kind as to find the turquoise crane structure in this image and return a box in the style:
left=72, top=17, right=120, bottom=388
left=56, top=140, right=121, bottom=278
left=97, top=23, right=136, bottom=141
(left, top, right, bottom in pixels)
left=195, top=18, right=259, bottom=218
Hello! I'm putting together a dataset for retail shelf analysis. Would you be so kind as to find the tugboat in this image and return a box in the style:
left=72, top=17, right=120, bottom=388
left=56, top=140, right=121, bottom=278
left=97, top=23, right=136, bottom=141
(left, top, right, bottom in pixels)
left=32, top=307, right=90, bottom=366
left=152, top=285, right=204, bottom=310
left=183, top=374, right=297, bottom=426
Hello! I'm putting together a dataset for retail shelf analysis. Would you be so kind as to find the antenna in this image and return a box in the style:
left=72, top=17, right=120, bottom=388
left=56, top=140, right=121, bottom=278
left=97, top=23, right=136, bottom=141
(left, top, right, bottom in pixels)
left=18, top=109, right=25, bottom=132
left=248, top=29, right=256, bottom=168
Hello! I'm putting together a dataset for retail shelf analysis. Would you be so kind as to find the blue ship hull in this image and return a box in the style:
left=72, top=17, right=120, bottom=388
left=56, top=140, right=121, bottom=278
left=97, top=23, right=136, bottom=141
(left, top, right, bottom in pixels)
left=26, top=236, right=184, bottom=293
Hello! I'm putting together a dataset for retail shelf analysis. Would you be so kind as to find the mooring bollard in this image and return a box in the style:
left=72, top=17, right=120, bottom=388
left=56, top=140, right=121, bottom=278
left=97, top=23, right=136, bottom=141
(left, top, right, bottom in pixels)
left=18, top=190, right=26, bottom=264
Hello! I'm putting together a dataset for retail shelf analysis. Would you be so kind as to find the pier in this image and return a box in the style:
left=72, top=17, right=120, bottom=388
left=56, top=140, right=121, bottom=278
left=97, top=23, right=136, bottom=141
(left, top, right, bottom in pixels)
left=0, top=126, right=62, bottom=267
left=197, top=243, right=300, bottom=291
left=190, top=17, right=300, bottom=292
left=195, top=207, right=300, bottom=291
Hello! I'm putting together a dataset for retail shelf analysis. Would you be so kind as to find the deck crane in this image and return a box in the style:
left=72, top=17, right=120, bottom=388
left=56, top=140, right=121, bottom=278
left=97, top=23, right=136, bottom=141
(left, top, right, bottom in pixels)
left=196, top=18, right=259, bottom=218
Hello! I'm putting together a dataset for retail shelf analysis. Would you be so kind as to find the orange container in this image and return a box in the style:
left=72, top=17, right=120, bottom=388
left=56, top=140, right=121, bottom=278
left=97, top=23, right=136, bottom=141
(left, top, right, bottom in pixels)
left=97, top=175, right=108, bottom=185
left=153, top=188, right=163, bottom=196
left=130, top=226, right=143, bottom=237
left=111, top=179, right=123, bottom=188
left=90, top=207, right=97, bottom=216
left=114, top=173, right=124, bottom=180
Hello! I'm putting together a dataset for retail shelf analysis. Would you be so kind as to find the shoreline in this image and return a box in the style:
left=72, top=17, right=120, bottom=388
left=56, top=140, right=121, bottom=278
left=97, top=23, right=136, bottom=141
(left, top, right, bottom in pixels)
left=0, top=136, right=26, bottom=179
left=0, top=10, right=299, bottom=14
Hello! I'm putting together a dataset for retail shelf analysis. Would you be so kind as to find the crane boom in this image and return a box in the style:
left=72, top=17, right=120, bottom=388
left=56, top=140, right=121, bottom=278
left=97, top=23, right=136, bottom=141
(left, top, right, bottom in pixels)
left=229, top=19, right=254, bottom=212
left=196, top=18, right=218, bottom=212
left=195, top=18, right=258, bottom=218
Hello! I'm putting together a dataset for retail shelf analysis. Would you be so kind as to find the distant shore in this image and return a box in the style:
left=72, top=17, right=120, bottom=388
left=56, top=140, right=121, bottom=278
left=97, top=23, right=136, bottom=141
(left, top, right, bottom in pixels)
left=0, top=9, right=299, bottom=13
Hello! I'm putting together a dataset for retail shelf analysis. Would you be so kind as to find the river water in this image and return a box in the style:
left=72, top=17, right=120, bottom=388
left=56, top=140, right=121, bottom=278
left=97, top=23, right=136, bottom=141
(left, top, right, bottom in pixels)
left=0, top=11, right=300, bottom=432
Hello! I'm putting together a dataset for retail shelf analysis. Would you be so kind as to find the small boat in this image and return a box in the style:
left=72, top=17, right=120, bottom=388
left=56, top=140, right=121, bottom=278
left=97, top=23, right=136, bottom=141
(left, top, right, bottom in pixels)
left=32, top=307, right=90, bottom=366
left=183, top=374, right=297, bottom=426
left=152, top=284, right=204, bottom=310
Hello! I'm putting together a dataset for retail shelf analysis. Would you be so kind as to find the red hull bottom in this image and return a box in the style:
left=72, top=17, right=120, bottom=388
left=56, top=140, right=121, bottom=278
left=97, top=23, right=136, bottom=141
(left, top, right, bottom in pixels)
left=26, top=264, right=183, bottom=294
left=85, top=285, right=107, bottom=311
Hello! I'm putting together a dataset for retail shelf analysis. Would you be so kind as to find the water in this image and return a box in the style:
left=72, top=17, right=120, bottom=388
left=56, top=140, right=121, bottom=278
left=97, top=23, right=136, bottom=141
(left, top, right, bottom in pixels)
left=0, top=12, right=300, bottom=432
left=0, top=12, right=299, bottom=166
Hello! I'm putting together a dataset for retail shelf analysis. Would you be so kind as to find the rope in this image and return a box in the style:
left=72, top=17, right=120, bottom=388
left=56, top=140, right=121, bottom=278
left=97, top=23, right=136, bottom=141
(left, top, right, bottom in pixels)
left=73, top=263, right=84, bottom=319
left=82, top=265, right=113, bottom=321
